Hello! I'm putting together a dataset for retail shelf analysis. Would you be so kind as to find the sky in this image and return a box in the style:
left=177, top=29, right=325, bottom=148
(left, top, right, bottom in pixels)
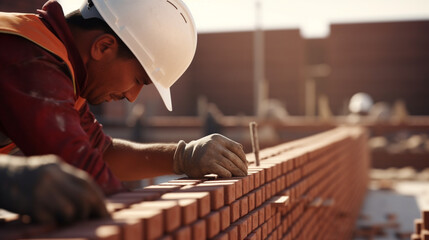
left=59, top=0, right=429, bottom=38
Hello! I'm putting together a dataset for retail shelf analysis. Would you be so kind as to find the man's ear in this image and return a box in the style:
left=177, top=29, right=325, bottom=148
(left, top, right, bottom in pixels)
left=90, top=34, right=118, bottom=61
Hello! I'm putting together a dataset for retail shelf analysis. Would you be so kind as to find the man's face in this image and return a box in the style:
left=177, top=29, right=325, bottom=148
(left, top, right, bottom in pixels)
left=83, top=55, right=151, bottom=105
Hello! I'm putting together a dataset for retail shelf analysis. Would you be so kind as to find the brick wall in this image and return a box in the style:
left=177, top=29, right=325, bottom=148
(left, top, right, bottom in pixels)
left=0, top=126, right=370, bottom=239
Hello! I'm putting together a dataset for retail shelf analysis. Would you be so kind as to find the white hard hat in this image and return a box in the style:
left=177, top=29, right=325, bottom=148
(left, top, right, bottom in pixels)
left=349, top=92, right=374, bottom=114
left=81, top=0, right=197, bottom=111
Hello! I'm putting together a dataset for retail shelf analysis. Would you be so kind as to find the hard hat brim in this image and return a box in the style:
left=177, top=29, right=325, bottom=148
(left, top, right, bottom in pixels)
left=152, top=80, right=173, bottom=111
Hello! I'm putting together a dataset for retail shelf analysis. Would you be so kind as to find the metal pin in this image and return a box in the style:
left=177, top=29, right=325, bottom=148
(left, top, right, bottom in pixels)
left=249, top=121, right=260, bottom=166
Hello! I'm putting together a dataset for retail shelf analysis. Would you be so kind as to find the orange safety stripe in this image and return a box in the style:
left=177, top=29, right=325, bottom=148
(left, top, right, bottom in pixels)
left=0, top=12, right=86, bottom=154
left=0, top=12, right=77, bottom=94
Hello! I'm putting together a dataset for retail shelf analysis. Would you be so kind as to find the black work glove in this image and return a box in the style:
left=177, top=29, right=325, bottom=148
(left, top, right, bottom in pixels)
left=0, top=154, right=109, bottom=225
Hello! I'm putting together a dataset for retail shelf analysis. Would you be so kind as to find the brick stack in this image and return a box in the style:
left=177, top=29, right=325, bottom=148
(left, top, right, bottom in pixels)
left=0, top=126, right=370, bottom=240
left=411, top=211, right=429, bottom=240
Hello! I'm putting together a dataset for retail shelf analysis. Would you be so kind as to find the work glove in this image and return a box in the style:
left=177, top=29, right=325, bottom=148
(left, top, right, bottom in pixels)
left=173, top=134, right=248, bottom=178
left=0, top=154, right=109, bottom=225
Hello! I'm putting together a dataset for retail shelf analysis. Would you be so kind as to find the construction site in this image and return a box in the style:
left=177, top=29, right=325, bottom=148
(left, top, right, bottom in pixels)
left=1, top=0, right=429, bottom=239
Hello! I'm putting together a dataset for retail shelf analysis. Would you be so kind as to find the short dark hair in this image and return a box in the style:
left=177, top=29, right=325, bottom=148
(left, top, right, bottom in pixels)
left=65, top=10, right=135, bottom=59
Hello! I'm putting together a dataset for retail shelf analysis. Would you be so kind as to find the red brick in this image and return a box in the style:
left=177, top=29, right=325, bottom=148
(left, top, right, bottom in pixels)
left=201, top=181, right=236, bottom=205
left=212, top=232, right=229, bottom=240
left=206, top=212, right=221, bottom=239
left=245, top=231, right=257, bottom=240
left=113, top=208, right=163, bottom=240
left=36, top=224, right=121, bottom=240
left=184, top=185, right=224, bottom=210
left=251, top=211, right=259, bottom=231
left=240, top=196, right=249, bottom=217
left=249, top=170, right=260, bottom=188
left=248, top=191, right=256, bottom=212
left=219, top=206, right=231, bottom=231
left=191, top=219, right=206, bottom=240
left=261, top=222, right=268, bottom=239
left=261, top=186, right=266, bottom=203
left=157, top=235, right=173, bottom=240
left=106, top=192, right=160, bottom=208
left=268, top=217, right=273, bottom=233
left=258, top=207, right=265, bottom=225
left=231, top=200, right=241, bottom=223
left=424, top=211, right=429, bottom=230
left=225, top=225, right=238, bottom=240
left=247, top=214, right=252, bottom=235
left=265, top=183, right=271, bottom=200
left=265, top=204, right=272, bottom=221
left=160, top=193, right=200, bottom=223
left=237, top=217, right=249, bottom=240
left=275, top=212, right=281, bottom=227
left=131, top=200, right=180, bottom=233
left=255, top=188, right=263, bottom=207
left=138, top=185, right=181, bottom=194
left=248, top=173, right=255, bottom=191
left=173, top=226, right=191, bottom=240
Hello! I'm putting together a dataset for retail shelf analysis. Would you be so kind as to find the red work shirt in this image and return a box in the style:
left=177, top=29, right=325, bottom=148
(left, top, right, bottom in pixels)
left=0, top=1, right=124, bottom=194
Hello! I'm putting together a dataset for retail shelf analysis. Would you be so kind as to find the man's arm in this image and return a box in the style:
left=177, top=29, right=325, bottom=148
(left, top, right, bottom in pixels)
left=103, top=139, right=176, bottom=180
left=103, top=134, right=249, bottom=181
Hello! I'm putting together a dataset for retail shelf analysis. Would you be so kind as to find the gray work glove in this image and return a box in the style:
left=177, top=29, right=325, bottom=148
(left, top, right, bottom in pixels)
left=0, top=154, right=109, bottom=225
left=173, top=134, right=248, bottom=178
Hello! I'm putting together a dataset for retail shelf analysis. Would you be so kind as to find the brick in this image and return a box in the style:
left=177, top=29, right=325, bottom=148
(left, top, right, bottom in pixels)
left=225, top=225, right=238, bottom=240
left=138, top=185, right=181, bottom=194
left=248, top=191, right=256, bottom=212
left=165, top=179, right=202, bottom=185
left=245, top=231, right=257, bottom=240
left=28, top=218, right=141, bottom=240
left=247, top=214, right=252, bottom=235
left=230, top=200, right=241, bottom=223
left=268, top=217, right=273, bottom=233
left=200, top=181, right=236, bottom=205
left=131, top=200, right=180, bottom=233
left=415, top=218, right=423, bottom=234
left=219, top=206, right=231, bottom=231
left=248, top=173, right=255, bottom=191
left=265, top=204, right=272, bottom=221
left=106, top=192, right=160, bottom=208
left=423, top=211, right=429, bottom=230
left=265, top=183, right=271, bottom=200
left=261, top=222, right=268, bottom=239
left=258, top=207, right=265, bottom=225
left=249, top=170, right=260, bottom=188
left=206, top=211, right=221, bottom=239
left=173, top=226, right=191, bottom=240
left=183, top=185, right=224, bottom=210
left=157, top=235, right=173, bottom=240
left=113, top=208, right=163, bottom=240
left=212, top=232, right=229, bottom=240
left=251, top=211, right=259, bottom=231
left=191, top=219, right=206, bottom=240
left=240, top=196, right=249, bottom=217
left=255, top=188, right=263, bottom=207
left=237, top=217, right=249, bottom=240
left=160, top=193, right=201, bottom=222
left=33, top=224, right=121, bottom=240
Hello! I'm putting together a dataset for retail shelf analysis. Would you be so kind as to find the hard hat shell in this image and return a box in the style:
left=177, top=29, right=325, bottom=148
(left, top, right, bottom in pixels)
left=349, top=92, right=374, bottom=114
left=81, top=0, right=198, bottom=111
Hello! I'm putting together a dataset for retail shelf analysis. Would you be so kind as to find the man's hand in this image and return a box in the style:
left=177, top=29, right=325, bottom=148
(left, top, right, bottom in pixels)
left=173, top=134, right=248, bottom=178
left=0, top=154, right=109, bottom=224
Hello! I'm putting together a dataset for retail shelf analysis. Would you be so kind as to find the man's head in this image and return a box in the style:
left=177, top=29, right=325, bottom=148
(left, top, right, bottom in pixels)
left=67, top=0, right=197, bottom=110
